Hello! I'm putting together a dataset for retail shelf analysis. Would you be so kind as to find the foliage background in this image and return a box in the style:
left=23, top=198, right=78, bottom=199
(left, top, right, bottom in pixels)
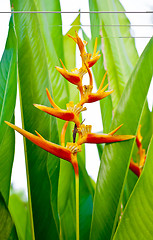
left=0, top=0, right=153, bottom=239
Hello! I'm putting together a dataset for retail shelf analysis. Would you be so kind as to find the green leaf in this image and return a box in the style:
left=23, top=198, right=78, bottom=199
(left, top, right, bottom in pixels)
left=0, top=15, right=17, bottom=204
left=90, top=38, right=153, bottom=240
left=140, top=101, right=153, bottom=150
left=11, top=0, right=67, bottom=238
left=9, top=192, right=32, bottom=240
left=0, top=192, right=18, bottom=240
left=122, top=170, right=138, bottom=208
left=114, top=135, right=153, bottom=239
left=90, top=0, right=138, bottom=109
left=122, top=101, right=153, bottom=208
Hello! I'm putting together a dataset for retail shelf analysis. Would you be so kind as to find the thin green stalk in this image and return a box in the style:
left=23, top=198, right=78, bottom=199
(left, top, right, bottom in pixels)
left=75, top=173, right=79, bottom=240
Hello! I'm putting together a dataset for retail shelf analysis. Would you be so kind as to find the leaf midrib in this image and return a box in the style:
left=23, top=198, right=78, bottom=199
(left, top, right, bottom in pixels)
left=0, top=53, right=13, bottom=127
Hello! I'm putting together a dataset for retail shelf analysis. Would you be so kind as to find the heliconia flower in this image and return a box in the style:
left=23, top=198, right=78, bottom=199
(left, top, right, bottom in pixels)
left=5, top=121, right=72, bottom=162
left=79, top=71, right=113, bottom=105
left=129, top=124, right=146, bottom=177
left=34, top=89, right=86, bottom=127
left=5, top=121, right=80, bottom=174
left=87, top=37, right=101, bottom=68
left=67, top=31, right=87, bottom=59
left=136, top=124, right=146, bottom=168
left=77, top=124, right=135, bottom=145
left=135, top=125, right=146, bottom=167
left=55, top=60, right=86, bottom=95
left=136, top=124, right=143, bottom=148
left=68, top=32, right=101, bottom=68
left=129, top=159, right=141, bottom=177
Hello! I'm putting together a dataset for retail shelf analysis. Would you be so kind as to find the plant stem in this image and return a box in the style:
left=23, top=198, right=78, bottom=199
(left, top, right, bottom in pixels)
left=75, top=173, right=79, bottom=240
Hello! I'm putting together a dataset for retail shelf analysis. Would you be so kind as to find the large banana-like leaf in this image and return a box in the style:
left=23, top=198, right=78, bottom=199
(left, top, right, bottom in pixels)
left=0, top=15, right=17, bottom=204
left=9, top=192, right=32, bottom=240
left=89, top=0, right=151, bottom=209
left=114, top=135, right=153, bottom=239
left=123, top=101, right=153, bottom=207
left=140, top=101, right=153, bottom=149
left=0, top=192, right=18, bottom=240
left=90, top=0, right=138, bottom=109
left=90, top=38, right=153, bottom=240
left=11, top=0, right=67, bottom=238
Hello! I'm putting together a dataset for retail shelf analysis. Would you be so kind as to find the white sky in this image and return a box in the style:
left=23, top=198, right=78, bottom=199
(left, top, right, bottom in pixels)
left=0, top=0, right=153, bottom=195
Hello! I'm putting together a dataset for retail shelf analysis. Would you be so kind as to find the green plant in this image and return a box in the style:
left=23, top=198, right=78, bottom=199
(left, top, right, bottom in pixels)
left=0, top=0, right=153, bottom=239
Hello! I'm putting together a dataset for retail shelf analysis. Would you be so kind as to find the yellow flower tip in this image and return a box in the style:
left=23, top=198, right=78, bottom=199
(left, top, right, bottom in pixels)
left=77, top=124, right=92, bottom=137
left=74, top=31, right=86, bottom=55
left=45, top=88, right=59, bottom=109
left=66, top=142, right=82, bottom=154
left=83, top=40, right=88, bottom=46
left=35, top=130, right=45, bottom=140
left=67, top=33, right=77, bottom=43
left=4, top=121, right=13, bottom=128
left=98, top=71, right=108, bottom=92
left=67, top=102, right=87, bottom=119
left=59, top=59, right=66, bottom=69
left=55, top=65, right=62, bottom=72
left=33, top=103, right=43, bottom=111
left=136, top=124, right=143, bottom=148
left=109, top=124, right=124, bottom=135
left=88, top=54, right=101, bottom=68
left=93, top=37, right=98, bottom=56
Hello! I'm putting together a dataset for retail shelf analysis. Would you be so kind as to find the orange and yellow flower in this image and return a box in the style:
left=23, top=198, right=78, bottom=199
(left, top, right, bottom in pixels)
left=5, top=121, right=72, bottom=162
left=129, top=125, right=146, bottom=177
left=5, top=34, right=136, bottom=177
left=5, top=34, right=137, bottom=240
left=55, top=60, right=86, bottom=95
left=78, top=71, right=113, bottom=105
left=68, top=31, right=101, bottom=68
left=77, top=124, right=135, bottom=145
left=34, top=88, right=86, bottom=128
left=5, top=121, right=81, bottom=174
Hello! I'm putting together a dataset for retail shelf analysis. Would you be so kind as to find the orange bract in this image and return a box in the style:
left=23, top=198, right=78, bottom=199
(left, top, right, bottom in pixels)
left=129, top=125, right=146, bottom=177
left=5, top=121, right=72, bottom=162
left=77, top=124, right=135, bottom=145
